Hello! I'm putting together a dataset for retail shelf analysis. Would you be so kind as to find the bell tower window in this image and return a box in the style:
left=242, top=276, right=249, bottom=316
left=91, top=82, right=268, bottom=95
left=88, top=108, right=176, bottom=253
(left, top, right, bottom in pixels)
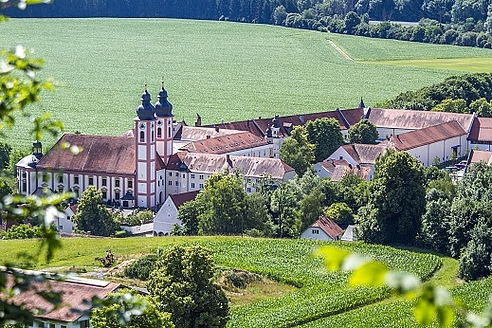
left=157, top=128, right=162, bottom=138
left=140, top=131, right=145, bottom=142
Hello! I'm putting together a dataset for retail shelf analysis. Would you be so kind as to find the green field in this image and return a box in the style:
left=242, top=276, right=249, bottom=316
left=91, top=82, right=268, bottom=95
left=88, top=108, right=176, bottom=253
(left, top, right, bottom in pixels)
left=0, top=236, right=446, bottom=327
left=2, top=18, right=492, bottom=150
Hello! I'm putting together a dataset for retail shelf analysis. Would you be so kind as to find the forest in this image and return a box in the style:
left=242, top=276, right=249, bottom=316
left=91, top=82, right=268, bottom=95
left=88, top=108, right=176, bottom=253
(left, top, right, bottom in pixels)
left=5, top=0, right=492, bottom=48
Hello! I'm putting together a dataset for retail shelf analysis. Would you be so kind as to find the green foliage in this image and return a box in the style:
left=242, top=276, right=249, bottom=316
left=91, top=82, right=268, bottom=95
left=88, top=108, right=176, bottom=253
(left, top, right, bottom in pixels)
left=305, top=117, right=344, bottom=162
left=2, top=224, right=41, bottom=240
left=431, top=98, right=468, bottom=113
left=348, top=119, right=379, bottom=144
left=270, top=182, right=301, bottom=237
left=325, top=202, right=354, bottom=228
left=298, top=187, right=325, bottom=231
left=357, top=151, right=426, bottom=245
left=147, top=245, right=229, bottom=328
left=280, top=126, right=315, bottom=177
left=196, top=172, right=246, bottom=235
left=72, top=186, right=119, bottom=236
left=121, top=209, right=154, bottom=226
left=125, top=253, right=159, bottom=281
left=418, top=189, right=452, bottom=254
left=388, top=73, right=492, bottom=111
left=90, top=290, right=174, bottom=328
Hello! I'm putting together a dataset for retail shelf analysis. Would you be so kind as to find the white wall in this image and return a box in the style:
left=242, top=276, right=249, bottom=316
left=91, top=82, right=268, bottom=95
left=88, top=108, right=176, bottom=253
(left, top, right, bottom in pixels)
left=153, top=196, right=181, bottom=236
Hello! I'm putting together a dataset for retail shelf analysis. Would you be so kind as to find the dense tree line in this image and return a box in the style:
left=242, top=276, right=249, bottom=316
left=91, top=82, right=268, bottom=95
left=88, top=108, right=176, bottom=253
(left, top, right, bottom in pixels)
left=382, top=72, right=492, bottom=114
left=6, top=0, right=492, bottom=48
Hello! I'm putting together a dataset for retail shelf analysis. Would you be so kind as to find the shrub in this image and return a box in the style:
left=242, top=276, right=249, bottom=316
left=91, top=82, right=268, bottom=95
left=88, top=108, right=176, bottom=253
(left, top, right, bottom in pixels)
left=2, top=224, right=42, bottom=240
left=124, top=253, right=159, bottom=280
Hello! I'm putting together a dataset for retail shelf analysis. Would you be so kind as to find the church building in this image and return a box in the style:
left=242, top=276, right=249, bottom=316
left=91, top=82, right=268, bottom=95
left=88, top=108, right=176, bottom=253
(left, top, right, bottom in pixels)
left=16, top=85, right=295, bottom=209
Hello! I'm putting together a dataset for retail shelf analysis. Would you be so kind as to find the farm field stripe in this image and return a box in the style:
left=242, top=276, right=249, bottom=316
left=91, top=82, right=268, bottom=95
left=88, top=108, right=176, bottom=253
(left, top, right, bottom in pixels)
left=327, top=39, right=353, bottom=61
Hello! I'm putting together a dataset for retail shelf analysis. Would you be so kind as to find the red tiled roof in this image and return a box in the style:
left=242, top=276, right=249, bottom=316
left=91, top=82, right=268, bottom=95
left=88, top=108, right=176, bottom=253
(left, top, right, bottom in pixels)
left=179, top=126, right=244, bottom=141
left=179, top=131, right=269, bottom=154
left=468, top=117, right=492, bottom=143
left=366, top=108, right=474, bottom=131
left=338, top=144, right=389, bottom=164
left=310, top=217, right=343, bottom=239
left=317, top=160, right=371, bottom=181
left=203, top=110, right=354, bottom=138
left=37, top=134, right=136, bottom=175
left=6, top=272, right=119, bottom=323
left=384, top=121, right=466, bottom=151
left=468, top=149, right=492, bottom=165
left=170, top=190, right=200, bottom=208
left=37, top=134, right=166, bottom=174
left=166, top=152, right=294, bottom=179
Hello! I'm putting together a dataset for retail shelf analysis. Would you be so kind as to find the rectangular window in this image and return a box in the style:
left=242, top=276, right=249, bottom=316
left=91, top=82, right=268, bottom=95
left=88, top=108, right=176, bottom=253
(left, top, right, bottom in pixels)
left=175, top=181, right=179, bottom=186
left=61, top=325, right=67, bottom=328
left=115, top=179, right=120, bottom=188
left=102, top=178, right=107, bottom=186
left=199, top=175, right=204, bottom=180
left=80, top=320, right=90, bottom=328
left=199, top=183, right=203, bottom=189
left=246, top=187, right=251, bottom=193
left=175, top=172, right=179, bottom=177
left=168, top=181, right=172, bottom=186
left=74, top=189, right=79, bottom=198
left=168, top=172, right=172, bottom=176
left=312, top=229, right=319, bottom=234
left=74, top=176, right=79, bottom=184
left=102, top=191, right=107, bottom=199
left=191, top=174, right=195, bottom=179
left=128, top=180, right=133, bottom=189
left=191, top=183, right=195, bottom=188
left=58, top=175, right=63, bottom=183
left=115, top=191, right=120, bottom=200
left=88, top=177, right=94, bottom=185
left=38, top=323, right=45, bottom=328
left=182, top=174, right=185, bottom=178
left=49, top=324, right=55, bottom=328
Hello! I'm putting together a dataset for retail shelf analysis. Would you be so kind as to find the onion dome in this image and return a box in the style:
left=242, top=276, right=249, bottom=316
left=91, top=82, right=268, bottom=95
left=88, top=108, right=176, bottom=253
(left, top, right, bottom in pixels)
left=155, top=85, right=173, bottom=117
left=136, top=89, right=156, bottom=120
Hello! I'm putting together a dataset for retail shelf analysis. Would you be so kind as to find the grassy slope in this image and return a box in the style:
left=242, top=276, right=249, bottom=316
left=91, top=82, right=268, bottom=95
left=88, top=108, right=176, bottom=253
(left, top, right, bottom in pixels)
left=0, top=236, right=441, bottom=327
left=2, top=19, right=489, bottom=150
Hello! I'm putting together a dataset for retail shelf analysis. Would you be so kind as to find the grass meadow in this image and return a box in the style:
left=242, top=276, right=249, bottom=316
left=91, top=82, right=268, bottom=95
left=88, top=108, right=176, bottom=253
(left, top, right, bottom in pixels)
left=0, top=236, right=445, bottom=327
left=2, top=18, right=492, bottom=150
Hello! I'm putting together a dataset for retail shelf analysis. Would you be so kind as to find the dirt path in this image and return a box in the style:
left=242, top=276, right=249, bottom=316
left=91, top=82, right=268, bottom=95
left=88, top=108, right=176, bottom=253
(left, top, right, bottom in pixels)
left=327, top=40, right=354, bottom=61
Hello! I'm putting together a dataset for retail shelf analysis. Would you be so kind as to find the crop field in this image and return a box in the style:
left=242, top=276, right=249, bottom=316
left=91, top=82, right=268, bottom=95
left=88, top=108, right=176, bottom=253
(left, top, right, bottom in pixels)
left=0, top=236, right=442, bottom=327
left=2, top=19, right=492, bottom=150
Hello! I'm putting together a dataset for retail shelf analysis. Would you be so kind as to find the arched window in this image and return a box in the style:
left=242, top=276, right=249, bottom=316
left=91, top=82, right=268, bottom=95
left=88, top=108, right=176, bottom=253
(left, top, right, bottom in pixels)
left=168, top=127, right=171, bottom=137
left=152, top=130, right=155, bottom=142
left=140, top=131, right=145, bottom=142
left=157, top=127, right=162, bottom=138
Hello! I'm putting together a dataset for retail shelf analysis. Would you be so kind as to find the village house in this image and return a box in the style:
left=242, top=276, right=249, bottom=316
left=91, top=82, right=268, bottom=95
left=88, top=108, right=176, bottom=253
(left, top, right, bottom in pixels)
left=153, top=190, right=199, bottom=236
left=300, top=216, right=344, bottom=241
left=6, top=270, right=120, bottom=328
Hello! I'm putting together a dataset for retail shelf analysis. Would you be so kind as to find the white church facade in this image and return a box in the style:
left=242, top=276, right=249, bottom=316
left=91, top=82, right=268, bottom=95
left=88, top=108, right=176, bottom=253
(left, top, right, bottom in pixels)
left=16, top=86, right=295, bottom=209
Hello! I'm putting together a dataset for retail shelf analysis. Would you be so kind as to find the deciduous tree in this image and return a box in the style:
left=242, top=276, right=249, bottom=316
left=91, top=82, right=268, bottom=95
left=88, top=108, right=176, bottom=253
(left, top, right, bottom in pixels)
left=147, top=245, right=229, bottom=328
left=305, top=117, right=344, bottom=162
left=348, top=119, right=379, bottom=144
left=280, top=125, right=314, bottom=176
left=357, top=150, right=426, bottom=245
left=72, top=186, right=119, bottom=236
left=90, top=290, right=174, bottom=328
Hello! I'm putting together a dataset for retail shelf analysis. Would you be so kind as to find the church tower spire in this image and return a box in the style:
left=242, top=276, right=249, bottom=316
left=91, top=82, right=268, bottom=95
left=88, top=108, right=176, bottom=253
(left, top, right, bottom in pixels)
left=134, top=86, right=157, bottom=208
left=154, top=81, right=174, bottom=164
